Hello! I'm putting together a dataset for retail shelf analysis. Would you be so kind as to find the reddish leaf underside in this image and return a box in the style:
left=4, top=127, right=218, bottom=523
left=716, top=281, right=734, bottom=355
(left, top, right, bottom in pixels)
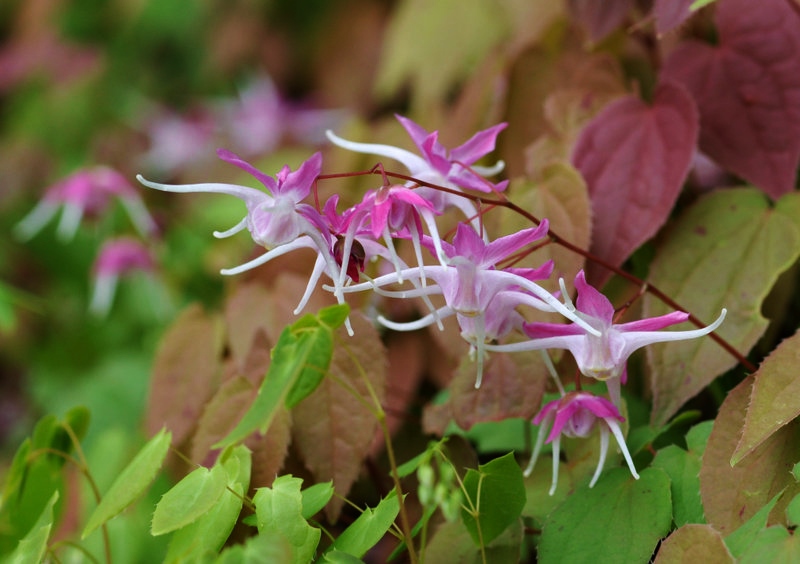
left=291, top=312, right=387, bottom=521
left=653, top=524, right=733, bottom=563
left=732, top=330, right=800, bottom=465
left=567, top=0, right=634, bottom=43
left=700, top=376, right=800, bottom=535
left=146, top=304, right=224, bottom=445
left=571, top=81, right=698, bottom=286
left=661, top=0, right=800, bottom=199
left=652, top=0, right=694, bottom=36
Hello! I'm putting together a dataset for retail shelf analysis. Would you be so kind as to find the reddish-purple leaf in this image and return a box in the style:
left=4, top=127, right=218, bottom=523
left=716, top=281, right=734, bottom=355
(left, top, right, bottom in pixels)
left=568, top=0, right=634, bottom=43
left=571, top=81, right=699, bottom=286
left=146, top=304, right=224, bottom=445
left=291, top=312, right=386, bottom=521
left=661, top=0, right=800, bottom=199
left=653, top=0, right=694, bottom=35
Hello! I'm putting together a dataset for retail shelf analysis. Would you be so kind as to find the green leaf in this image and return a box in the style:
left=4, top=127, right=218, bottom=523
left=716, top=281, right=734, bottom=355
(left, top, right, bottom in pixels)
left=689, top=0, right=718, bottom=9
left=725, top=491, right=784, bottom=558
left=538, top=467, right=672, bottom=564
left=738, top=525, right=800, bottom=563
left=652, top=439, right=706, bottom=526
left=644, top=189, right=800, bottom=426
left=731, top=330, right=800, bottom=465
left=300, top=481, right=334, bottom=520
left=164, top=445, right=252, bottom=562
left=151, top=463, right=228, bottom=536
left=214, top=311, right=336, bottom=449
left=215, top=531, right=293, bottom=563
left=253, top=475, right=320, bottom=564
left=5, top=491, right=59, bottom=564
left=319, top=550, right=365, bottom=563
left=318, top=303, right=350, bottom=329
left=328, top=492, right=400, bottom=559
left=83, top=428, right=172, bottom=539
left=424, top=517, right=523, bottom=564
left=461, top=452, right=526, bottom=546
left=654, top=524, right=733, bottom=563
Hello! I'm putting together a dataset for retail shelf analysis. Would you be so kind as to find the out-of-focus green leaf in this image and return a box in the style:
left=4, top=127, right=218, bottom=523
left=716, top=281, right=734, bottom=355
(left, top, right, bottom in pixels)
left=5, top=491, right=59, bottom=564
left=151, top=463, right=228, bottom=536
left=375, top=0, right=507, bottom=113
left=538, top=468, right=672, bottom=564
left=701, top=376, right=800, bottom=536
left=732, top=330, right=800, bottom=465
left=461, top=452, right=525, bottom=547
left=644, top=189, right=800, bottom=426
left=319, top=550, right=365, bottom=563
left=83, top=428, right=171, bottom=539
left=327, top=492, right=400, bottom=559
left=215, top=531, right=293, bottom=564
left=253, top=475, right=320, bottom=563
left=690, top=0, right=719, bottom=10
left=652, top=445, right=704, bottom=526
left=653, top=524, right=733, bottom=563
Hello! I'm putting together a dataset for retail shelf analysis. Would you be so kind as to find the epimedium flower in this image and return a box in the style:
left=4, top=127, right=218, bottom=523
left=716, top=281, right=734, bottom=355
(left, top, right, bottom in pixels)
left=15, top=166, right=157, bottom=242
left=486, top=270, right=727, bottom=405
left=137, top=150, right=355, bottom=333
left=526, top=391, right=639, bottom=496
left=90, top=237, right=155, bottom=316
left=325, top=115, right=508, bottom=223
left=333, top=221, right=602, bottom=387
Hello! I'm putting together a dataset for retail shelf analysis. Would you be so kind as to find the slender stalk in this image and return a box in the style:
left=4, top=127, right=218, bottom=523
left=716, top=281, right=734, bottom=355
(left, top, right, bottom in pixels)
left=338, top=339, right=419, bottom=564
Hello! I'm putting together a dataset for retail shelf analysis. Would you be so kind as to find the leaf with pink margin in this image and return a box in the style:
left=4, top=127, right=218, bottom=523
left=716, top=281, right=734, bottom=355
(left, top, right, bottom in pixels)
left=731, top=330, right=800, bottom=465
left=146, top=304, right=224, bottom=445
left=571, top=81, right=698, bottom=286
left=653, top=524, right=733, bottom=563
left=652, top=0, right=694, bottom=35
left=567, top=0, right=634, bottom=43
left=661, top=0, right=800, bottom=199
left=291, top=312, right=386, bottom=521
left=643, top=189, right=800, bottom=426
left=699, top=376, right=800, bottom=535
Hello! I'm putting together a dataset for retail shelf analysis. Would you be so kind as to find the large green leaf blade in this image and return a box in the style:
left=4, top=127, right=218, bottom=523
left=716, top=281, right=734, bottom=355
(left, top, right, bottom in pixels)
left=644, top=189, right=800, bottom=425
left=461, top=452, right=526, bottom=546
left=328, top=492, right=400, bottom=559
left=538, top=467, right=672, bottom=564
left=83, top=428, right=171, bottom=539
left=151, top=463, right=228, bottom=536
left=253, top=475, right=320, bottom=563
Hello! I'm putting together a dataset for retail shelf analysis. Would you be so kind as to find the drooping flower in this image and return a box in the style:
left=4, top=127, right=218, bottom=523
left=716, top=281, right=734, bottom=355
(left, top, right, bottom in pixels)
left=526, top=391, right=638, bottom=495
left=15, top=166, right=157, bottom=242
left=334, top=222, right=601, bottom=387
left=90, top=237, right=155, bottom=316
left=326, top=115, right=508, bottom=221
left=137, top=150, right=357, bottom=332
left=486, top=270, right=727, bottom=404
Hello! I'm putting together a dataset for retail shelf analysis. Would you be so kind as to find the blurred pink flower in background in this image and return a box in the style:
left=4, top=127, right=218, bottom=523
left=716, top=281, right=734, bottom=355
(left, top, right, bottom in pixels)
left=89, top=237, right=156, bottom=316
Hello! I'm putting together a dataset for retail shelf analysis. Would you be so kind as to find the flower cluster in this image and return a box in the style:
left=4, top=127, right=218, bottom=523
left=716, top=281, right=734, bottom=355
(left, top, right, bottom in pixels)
left=135, top=115, right=726, bottom=489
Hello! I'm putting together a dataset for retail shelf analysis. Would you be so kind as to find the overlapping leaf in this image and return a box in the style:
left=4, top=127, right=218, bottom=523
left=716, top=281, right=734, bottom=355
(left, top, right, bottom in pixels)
left=571, top=81, right=698, bottom=286
left=652, top=0, right=694, bottom=35
left=644, top=189, right=800, bottom=425
left=653, top=524, right=733, bottom=563
left=732, top=330, right=800, bottom=465
left=661, top=0, right=800, bottom=199
left=291, top=312, right=386, bottom=521
left=700, top=376, right=800, bottom=535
